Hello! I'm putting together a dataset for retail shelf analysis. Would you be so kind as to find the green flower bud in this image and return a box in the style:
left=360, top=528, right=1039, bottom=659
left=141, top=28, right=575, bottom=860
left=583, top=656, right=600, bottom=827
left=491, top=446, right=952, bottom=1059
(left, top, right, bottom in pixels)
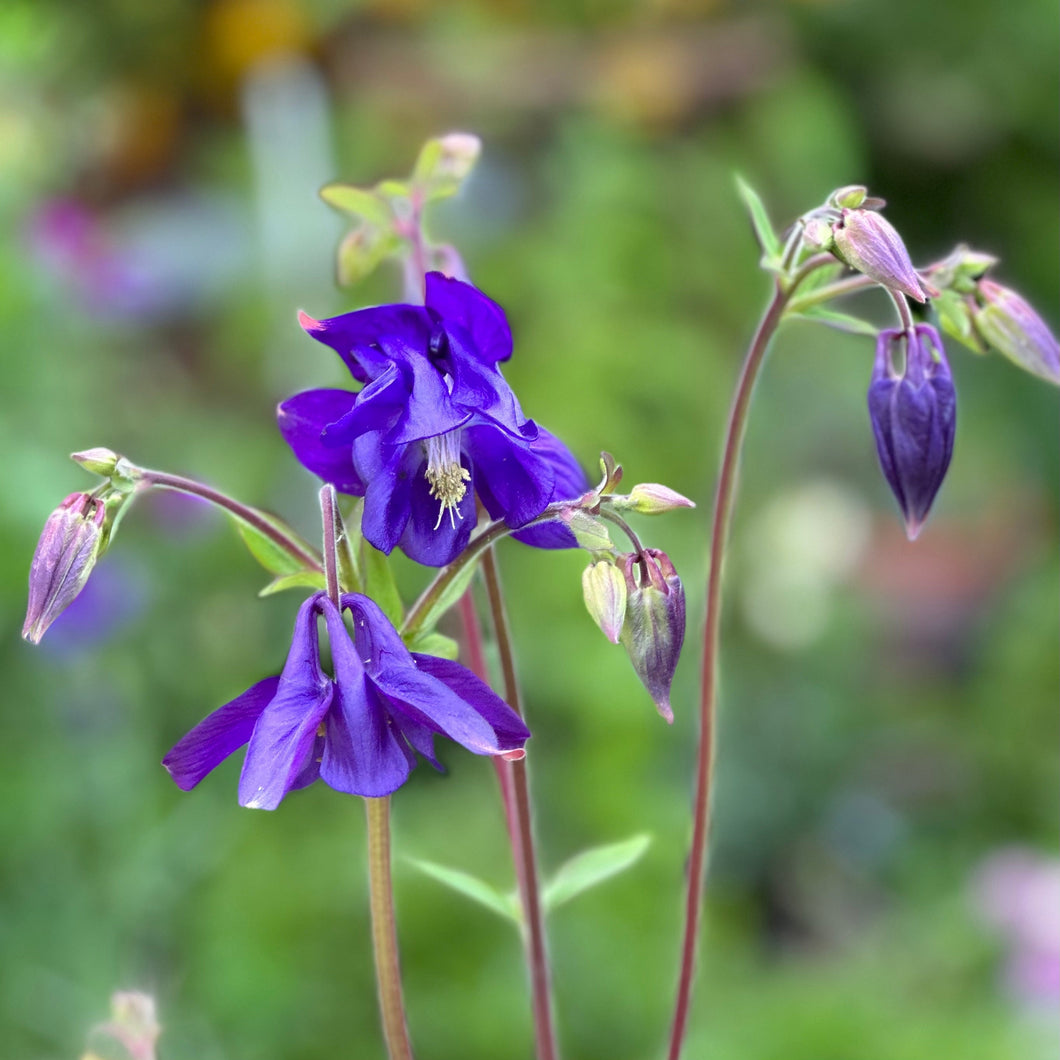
left=616, top=483, right=696, bottom=516
left=582, top=559, right=627, bottom=644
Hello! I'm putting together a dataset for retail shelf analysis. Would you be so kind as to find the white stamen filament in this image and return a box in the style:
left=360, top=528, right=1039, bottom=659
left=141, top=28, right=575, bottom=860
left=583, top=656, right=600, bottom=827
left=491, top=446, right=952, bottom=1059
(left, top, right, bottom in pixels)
left=425, top=431, right=470, bottom=530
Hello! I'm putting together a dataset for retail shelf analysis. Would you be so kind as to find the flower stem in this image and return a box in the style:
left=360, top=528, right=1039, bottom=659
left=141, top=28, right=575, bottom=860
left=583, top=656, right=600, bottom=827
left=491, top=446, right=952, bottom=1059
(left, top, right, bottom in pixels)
left=136, top=468, right=322, bottom=572
left=364, top=796, right=414, bottom=1060
left=320, top=485, right=341, bottom=605
left=481, top=547, right=559, bottom=1060
left=666, top=281, right=792, bottom=1060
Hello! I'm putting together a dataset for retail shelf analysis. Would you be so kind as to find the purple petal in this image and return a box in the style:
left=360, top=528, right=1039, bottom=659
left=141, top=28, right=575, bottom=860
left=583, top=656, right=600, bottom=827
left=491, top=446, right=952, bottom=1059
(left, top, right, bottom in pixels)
left=341, top=592, right=415, bottom=671
left=409, top=653, right=531, bottom=752
left=277, top=389, right=364, bottom=494
left=511, top=427, right=589, bottom=549
left=386, top=337, right=469, bottom=444
left=446, top=353, right=528, bottom=431
left=355, top=439, right=415, bottom=554
left=319, top=363, right=408, bottom=446
left=396, top=449, right=476, bottom=567
left=300, top=305, right=431, bottom=382
left=238, top=596, right=334, bottom=809
left=466, top=421, right=554, bottom=528
left=318, top=600, right=414, bottom=796
left=163, top=676, right=279, bottom=791
left=425, top=272, right=512, bottom=363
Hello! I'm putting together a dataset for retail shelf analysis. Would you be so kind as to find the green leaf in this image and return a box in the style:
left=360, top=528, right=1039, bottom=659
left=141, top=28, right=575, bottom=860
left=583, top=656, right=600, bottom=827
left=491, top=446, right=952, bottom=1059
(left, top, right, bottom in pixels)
left=319, top=182, right=391, bottom=226
left=408, top=858, right=521, bottom=924
left=787, top=307, right=879, bottom=337
left=336, top=225, right=402, bottom=287
left=230, top=513, right=309, bottom=577
left=412, top=558, right=480, bottom=639
left=404, top=630, right=459, bottom=660
left=362, top=541, right=403, bottom=626
left=259, top=570, right=327, bottom=597
left=934, top=290, right=987, bottom=354
left=735, top=176, right=782, bottom=265
left=562, top=510, right=612, bottom=551
left=542, top=834, right=651, bottom=911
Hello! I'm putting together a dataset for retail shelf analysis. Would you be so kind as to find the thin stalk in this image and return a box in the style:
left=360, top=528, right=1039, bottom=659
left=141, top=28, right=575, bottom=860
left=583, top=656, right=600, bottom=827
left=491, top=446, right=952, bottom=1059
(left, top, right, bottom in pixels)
left=786, top=273, right=875, bottom=315
left=137, top=469, right=322, bottom=572
left=481, top=548, right=558, bottom=1060
left=667, top=277, right=804, bottom=1059
left=365, top=796, right=414, bottom=1060
left=320, top=485, right=341, bottom=605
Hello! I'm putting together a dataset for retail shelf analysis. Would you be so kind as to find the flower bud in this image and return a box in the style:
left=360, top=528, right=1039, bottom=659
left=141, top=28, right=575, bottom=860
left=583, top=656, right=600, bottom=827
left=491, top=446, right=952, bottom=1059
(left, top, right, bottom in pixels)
left=618, top=483, right=696, bottom=515
left=582, top=559, right=627, bottom=644
left=71, top=447, right=121, bottom=477
left=867, top=325, right=956, bottom=540
left=23, top=493, right=107, bottom=644
left=829, top=185, right=868, bottom=209
left=619, top=549, right=686, bottom=722
left=972, top=279, right=1060, bottom=385
left=412, top=133, right=482, bottom=200
left=831, top=208, right=927, bottom=304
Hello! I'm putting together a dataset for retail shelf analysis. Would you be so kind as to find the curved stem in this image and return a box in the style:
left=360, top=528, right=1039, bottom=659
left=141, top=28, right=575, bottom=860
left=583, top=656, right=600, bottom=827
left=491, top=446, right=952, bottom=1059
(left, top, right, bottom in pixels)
left=481, top=548, right=558, bottom=1060
left=785, top=273, right=875, bottom=315
left=137, top=469, right=322, bottom=572
left=666, top=282, right=792, bottom=1060
left=365, top=796, right=414, bottom=1060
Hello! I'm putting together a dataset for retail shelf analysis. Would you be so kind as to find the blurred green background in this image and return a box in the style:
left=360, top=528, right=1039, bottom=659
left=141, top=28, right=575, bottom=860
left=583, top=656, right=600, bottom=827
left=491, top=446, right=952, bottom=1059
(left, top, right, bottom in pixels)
left=2, top=1, right=1057, bottom=1058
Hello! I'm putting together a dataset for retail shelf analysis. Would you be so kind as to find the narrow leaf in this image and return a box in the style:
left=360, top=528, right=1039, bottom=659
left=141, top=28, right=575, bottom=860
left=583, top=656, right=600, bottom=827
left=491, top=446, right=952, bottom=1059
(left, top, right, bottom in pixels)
left=408, top=858, right=521, bottom=924
left=787, top=308, right=879, bottom=337
left=259, top=571, right=327, bottom=597
left=413, top=558, right=479, bottom=638
left=735, top=176, right=782, bottom=264
left=362, top=541, right=403, bottom=626
left=404, top=630, right=460, bottom=660
left=542, top=834, right=652, bottom=911
left=319, top=182, right=391, bottom=226
left=230, top=513, right=310, bottom=577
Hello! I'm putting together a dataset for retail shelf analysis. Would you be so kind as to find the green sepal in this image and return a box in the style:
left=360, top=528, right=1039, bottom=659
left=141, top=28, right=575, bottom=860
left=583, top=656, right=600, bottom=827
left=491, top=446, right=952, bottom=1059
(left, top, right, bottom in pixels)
left=735, top=176, right=783, bottom=268
left=408, top=858, right=522, bottom=925
left=259, top=570, right=328, bottom=598
left=786, top=307, right=879, bottom=337
left=935, top=290, right=987, bottom=354
left=542, top=834, right=652, bottom=911
left=319, top=182, right=392, bottom=226
left=337, top=225, right=402, bottom=287
left=404, top=629, right=459, bottom=661
left=361, top=541, right=403, bottom=627
left=229, top=512, right=310, bottom=577
left=561, top=510, right=613, bottom=551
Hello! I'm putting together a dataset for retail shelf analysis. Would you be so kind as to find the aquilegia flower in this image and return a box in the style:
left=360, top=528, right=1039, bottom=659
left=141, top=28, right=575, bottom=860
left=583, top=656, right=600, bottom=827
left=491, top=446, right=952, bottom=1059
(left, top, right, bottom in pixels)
left=278, top=272, right=587, bottom=566
left=163, top=591, right=530, bottom=808
left=867, top=323, right=956, bottom=539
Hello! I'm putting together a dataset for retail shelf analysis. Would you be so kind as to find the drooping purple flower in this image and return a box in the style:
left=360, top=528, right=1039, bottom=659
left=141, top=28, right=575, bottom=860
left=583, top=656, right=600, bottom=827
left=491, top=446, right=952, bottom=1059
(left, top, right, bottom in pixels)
left=163, top=591, right=530, bottom=808
left=972, top=278, right=1060, bottom=385
left=278, top=272, right=587, bottom=566
left=867, top=324, right=956, bottom=539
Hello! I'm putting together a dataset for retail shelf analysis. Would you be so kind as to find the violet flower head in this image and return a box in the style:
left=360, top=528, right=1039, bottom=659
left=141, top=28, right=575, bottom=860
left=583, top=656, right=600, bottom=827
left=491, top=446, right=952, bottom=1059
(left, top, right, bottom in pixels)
left=23, top=492, right=106, bottom=645
left=278, top=272, right=588, bottom=566
left=163, top=591, right=530, bottom=808
left=973, top=278, right=1060, bottom=385
left=867, top=324, right=956, bottom=540
left=831, top=208, right=927, bottom=304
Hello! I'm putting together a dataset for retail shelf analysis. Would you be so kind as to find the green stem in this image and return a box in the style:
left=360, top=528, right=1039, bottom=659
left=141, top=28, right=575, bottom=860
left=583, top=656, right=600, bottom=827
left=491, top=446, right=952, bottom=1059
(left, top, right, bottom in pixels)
left=481, top=548, right=559, bottom=1060
left=786, top=273, right=876, bottom=315
left=136, top=468, right=322, bottom=572
left=365, top=796, right=414, bottom=1060
left=668, top=256, right=833, bottom=1059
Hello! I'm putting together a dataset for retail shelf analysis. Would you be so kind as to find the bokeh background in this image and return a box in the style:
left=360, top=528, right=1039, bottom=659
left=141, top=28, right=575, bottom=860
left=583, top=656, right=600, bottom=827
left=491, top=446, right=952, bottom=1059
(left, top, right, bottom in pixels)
left=2, top=1, right=1057, bottom=1058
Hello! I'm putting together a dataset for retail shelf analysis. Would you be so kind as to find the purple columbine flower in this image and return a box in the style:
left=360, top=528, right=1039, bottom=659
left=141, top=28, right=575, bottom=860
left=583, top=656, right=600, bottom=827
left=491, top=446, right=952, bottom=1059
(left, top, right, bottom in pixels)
left=867, top=324, right=956, bottom=540
left=163, top=591, right=530, bottom=808
left=278, top=272, right=587, bottom=566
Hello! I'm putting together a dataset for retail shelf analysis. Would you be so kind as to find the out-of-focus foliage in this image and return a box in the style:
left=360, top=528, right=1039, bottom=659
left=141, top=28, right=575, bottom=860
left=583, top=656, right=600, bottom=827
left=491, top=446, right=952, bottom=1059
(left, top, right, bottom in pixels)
left=1, top=1, right=1056, bottom=1058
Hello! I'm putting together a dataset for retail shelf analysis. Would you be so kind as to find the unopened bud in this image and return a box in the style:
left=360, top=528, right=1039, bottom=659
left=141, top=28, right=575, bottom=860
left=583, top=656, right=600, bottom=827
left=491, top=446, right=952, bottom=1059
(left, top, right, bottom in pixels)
left=802, top=218, right=834, bottom=250
left=619, top=549, right=686, bottom=722
left=829, top=185, right=868, bottom=209
left=972, top=279, right=1060, bottom=385
left=618, top=483, right=696, bottom=515
left=23, top=493, right=106, bottom=644
left=86, top=991, right=160, bottom=1060
left=867, top=324, right=956, bottom=539
left=582, top=560, right=627, bottom=644
left=831, top=208, right=927, bottom=304
left=71, top=447, right=120, bottom=477
left=413, top=133, right=482, bottom=200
